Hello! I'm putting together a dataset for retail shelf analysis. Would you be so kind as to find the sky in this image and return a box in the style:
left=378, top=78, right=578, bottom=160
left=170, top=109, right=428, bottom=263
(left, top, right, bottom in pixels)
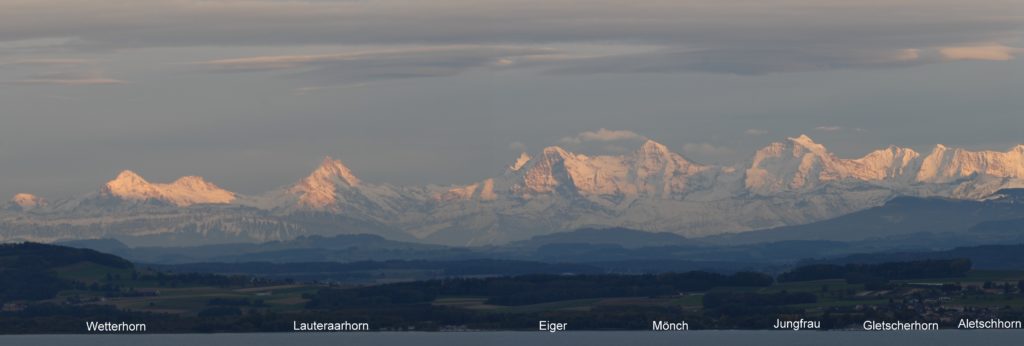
left=0, top=0, right=1022, bottom=199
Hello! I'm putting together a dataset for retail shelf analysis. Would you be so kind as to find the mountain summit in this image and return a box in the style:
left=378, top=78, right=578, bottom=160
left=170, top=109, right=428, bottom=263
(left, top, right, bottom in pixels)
left=268, top=156, right=415, bottom=218
left=101, top=170, right=235, bottom=207
left=310, top=156, right=361, bottom=187
left=7, top=135, right=1024, bottom=246
left=746, top=135, right=918, bottom=194
left=286, top=157, right=362, bottom=211
left=916, top=143, right=1024, bottom=183
left=486, top=140, right=713, bottom=204
left=746, top=135, right=1024, bottom=195
left=8, top=193, right=46, bottom=211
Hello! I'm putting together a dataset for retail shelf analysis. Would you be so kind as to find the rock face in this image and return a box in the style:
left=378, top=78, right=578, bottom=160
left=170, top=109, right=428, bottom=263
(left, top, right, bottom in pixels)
left=284, top=157, right=363, bottom=211
left=5, top=135, right=1024, bottom=246
left=261, top=157, right=425, bottom=221
left=505, top=140, right=712, bottom=201
left=745, top=136, right=1024, bottom=197
left=745, top=135, right=921, bottom=194
left=916, top=144, right=1024, bottom=183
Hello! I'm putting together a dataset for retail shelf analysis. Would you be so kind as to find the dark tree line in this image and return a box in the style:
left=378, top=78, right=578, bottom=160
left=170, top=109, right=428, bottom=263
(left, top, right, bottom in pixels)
left=307, top=271, right=774, bottom=308
left=777, top=259, right=971, bottom=283
left=0, top=243, right=134, bottom=301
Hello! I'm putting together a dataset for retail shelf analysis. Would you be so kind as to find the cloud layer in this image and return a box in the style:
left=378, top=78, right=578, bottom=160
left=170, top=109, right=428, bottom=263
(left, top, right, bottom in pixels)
left=1, top=0, right=1022, bottom=199
left=195, top=46, right=563, bottom=84
left=559, top=129, right=647, bottom=145
left=0, top=0, right=1019, bottom=83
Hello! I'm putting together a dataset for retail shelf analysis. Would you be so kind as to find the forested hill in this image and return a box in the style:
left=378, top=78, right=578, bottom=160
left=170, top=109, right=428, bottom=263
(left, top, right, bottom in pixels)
left=0, top=242, right=132, bottom=271
left=0, top=243, right=133, bottom=302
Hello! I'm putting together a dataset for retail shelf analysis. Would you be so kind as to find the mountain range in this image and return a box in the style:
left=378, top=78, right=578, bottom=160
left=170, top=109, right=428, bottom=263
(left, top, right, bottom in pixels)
left=4, top=135, right=1024, bottom=246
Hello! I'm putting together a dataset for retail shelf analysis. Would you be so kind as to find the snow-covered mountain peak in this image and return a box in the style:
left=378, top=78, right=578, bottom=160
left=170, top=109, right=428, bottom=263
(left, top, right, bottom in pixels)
left=503, top=140, right=710, bottom=200
left=856, top=144, right=921, bottom=159
left=746, top=139, right=821, bottom=194
left=927, top=144, right=952, bottom=156
left=509, top=152, right=532, bottom=172
left=102, top=170, right=235, bottom=207
left=10, top=134, right=1024, bottom=246
left=787, top=134, right=829, bottom=155
left=746, top=136, right=1024, bottom=194
left=916, top=143, right=1024, bottom=183
left=638, top=139, right=670, bottom=154
left=540, top=146, right=572, bottom=159
left=104, top=170, right=160, bottom=200
left=280, top=156, right=390, bottom=212
left=513, top=146, right=574, bottom=195
left=632, top=139, right=699, bottom=166
left=309, top=156, right=361, bottom=187
left=790, top=134, right=815, bottom=144
left=110, top=170, right=149, bottom=186
left=843, top=146, right=921, bottom=181
left=746, top=135, right=914, bottom=193
left=171, top=176, right=218, bottom=189
left=9, top=193, right=46, bottom=211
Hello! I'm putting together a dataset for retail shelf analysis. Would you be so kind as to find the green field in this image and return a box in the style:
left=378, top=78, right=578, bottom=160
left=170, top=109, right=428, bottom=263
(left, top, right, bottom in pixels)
left=41, top=261, right=318, bottom=316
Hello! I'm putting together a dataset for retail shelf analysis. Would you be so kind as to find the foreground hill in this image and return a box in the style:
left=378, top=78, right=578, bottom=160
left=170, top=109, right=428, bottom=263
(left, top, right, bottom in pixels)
left=808, top=244, right=1024, bottom=270
left=0, top=243, right=132, bottom=302
left=705, top=189, right=1024, bottom=246
left=59, top=234, right=469, bottom=264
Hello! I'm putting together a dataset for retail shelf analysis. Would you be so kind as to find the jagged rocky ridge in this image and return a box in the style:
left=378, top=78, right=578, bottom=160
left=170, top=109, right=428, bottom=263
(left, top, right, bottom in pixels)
left=4, top=135, right=1024, bottom=246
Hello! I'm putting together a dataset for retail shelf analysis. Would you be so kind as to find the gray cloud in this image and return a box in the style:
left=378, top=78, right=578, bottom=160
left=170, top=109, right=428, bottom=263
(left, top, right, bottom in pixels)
left=0, top=58, right=92, bottom=67
left=2, top=59, right=126, bottom=86
left=815, top=126, right=843, bottom=132
left=10, top=78, right=125, bottom=86
left=0, top=0, right=1023, bottom=199
left=0, top=1, right=1018, bottom=77
left=508, top=141, right=527, bottom=152
left=543, top=45, right=1021, bottom=76
left=559, top=129, right=647, bottom=145
left=194, top=46, right=563, bottom=84
left=2, top=1, right=1017, bottom=46
left=682, top=143, right=737, bottom=163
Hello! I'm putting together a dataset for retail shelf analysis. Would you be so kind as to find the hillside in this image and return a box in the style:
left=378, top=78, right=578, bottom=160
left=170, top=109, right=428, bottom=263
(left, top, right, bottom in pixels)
left=0, top=243, right=132, bottom=301
left=705, top=189, right=1024, bottom=245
